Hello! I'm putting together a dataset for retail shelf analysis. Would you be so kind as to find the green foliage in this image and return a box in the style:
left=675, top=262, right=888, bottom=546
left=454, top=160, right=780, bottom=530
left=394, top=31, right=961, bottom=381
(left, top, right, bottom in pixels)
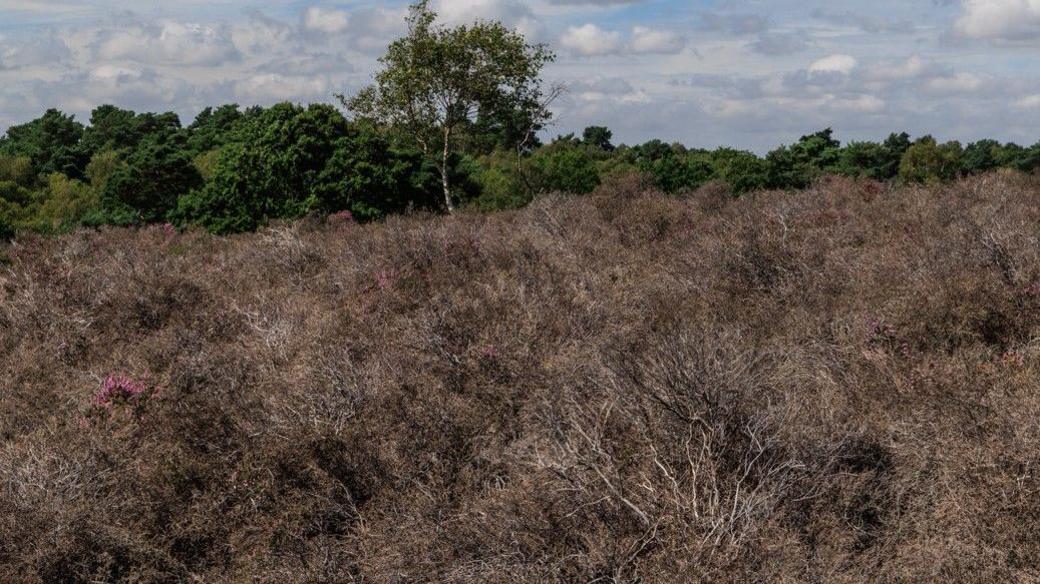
left=176, top=104, right=435, bottom=233
left=627, top=140, right=713, bottom=193
left=999, top=142, right=1040, bottom=173
left=33, top=174, right=98, bottom=232
left=527, top=140, right=601, bottom=194
left=85, top=150, right=125, bottom=192
left=0, top=180, right=34, bottom=236
left=961, top=139, right=1002, bottom=175
left=347, top=0, right=556, bottom=211
left=193, top=149, right=223, bottom=182
left=582, top=126, right=614, bottom=151
left=714, top=149, right=768, bottom=194
left=97, top=132, right=202, bottom=225
left=0, top=5, right=1037, bottom=240
left=765, top=128, right=842, bottom=189
left=0, top=213, right=12, bottom=241
left=187, top=105, right=245, bottom=155
left=0, top=156, right=35, bottom=187
left=81, top=105, right=181, bottom=157
left=0, top=109, right=85, bottom=178
left=470, top=150, right=528, bottom=211
left=898, top=136, right=963, bottom=184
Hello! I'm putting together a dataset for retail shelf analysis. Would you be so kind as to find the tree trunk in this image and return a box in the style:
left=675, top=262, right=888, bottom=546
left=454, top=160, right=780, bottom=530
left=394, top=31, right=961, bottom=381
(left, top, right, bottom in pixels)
left=441, top=127, right=455, bottom=214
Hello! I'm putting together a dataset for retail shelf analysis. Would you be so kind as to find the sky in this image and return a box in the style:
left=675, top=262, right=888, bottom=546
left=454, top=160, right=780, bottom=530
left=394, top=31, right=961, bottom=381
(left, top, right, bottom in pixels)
left=1, top=0, right=1040, bottom=152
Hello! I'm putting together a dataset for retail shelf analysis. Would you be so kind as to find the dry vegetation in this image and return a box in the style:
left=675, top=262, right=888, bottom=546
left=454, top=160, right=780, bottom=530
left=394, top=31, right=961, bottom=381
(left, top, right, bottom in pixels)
left=3, top=171, right=1040, bottom=582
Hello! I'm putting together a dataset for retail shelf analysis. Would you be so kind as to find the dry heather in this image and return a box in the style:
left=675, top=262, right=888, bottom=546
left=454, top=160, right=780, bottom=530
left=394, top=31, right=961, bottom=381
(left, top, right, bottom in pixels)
left=3, top=172, right=1040, bottom=582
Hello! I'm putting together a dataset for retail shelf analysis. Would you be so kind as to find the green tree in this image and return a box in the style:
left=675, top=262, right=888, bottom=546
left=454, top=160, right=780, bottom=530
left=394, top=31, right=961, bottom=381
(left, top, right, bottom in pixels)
left=176, top=103, right=435, bottom=233
left=187, top=105, right=244, bottom=155
left=0, top=109, right=85, bottom=178
left=527, top=142, right=601, bottom=194
left=713, top=148, right=767, bottom=194
left=766, top=128, right=842, bottom=189
left=898, top=136, right=963, bottom=184
left=95, top=132, right=202, bottom=225
left=34, top=173, right=98, bottom=232
left=0, top=156, right=35, bottom=187
left=961, top=139, right=1002, bottom=175
left=999, top=142, right=1040, bottom=173
left=346, top=0, right=556, bottom=213
left=837, top=141, right=889, bottom=179
left=582, top=126, right=614, bottom=151
left=0, top=213, right=12, bottom=241
left=80, top=105, right=181, bottom=158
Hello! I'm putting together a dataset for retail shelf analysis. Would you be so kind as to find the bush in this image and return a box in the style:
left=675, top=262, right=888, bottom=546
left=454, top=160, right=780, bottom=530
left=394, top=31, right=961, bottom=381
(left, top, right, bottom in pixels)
left=5, top=174, right=1040, bottom=580
left=527, top=143, right=601, bottom=194
left=176, top=104, right=436, bottom=233
left=899, top=136, right=963, bottom=184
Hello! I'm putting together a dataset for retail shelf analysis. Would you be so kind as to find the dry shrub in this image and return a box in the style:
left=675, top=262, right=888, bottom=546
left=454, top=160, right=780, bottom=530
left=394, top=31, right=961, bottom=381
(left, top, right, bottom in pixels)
left=3, top=172, right=1040, bottom=582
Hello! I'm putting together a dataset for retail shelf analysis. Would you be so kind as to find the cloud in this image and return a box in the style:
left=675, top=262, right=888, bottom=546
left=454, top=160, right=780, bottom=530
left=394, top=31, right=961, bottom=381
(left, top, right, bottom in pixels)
left=808, top=54, right=858, bottom=75
left=953, top=0, right=1040, bottom=41
left=231, top=11, right=296, bottom=56
left=302, top=7, right=350, bottom=35
left=2, top=0, right=1040, bottom=155
left=630, top=26, right=686, bottom=54
left=862, top=55, right=931, bottom=80
left=561, top=24, right=685, bottom=56
left=923, top=72, right=983, bottom=93
left=699, top=11, right=770, bottom=35
left=560, top=24, right=623, bottom=55
left=749, top=32, right=811, bottom=55
left=94, top=21, right=241, bottom=66
left=235, top=73, right=331, bottom=103
left=547, top=0, right=645, bottom=4
left=811, top=8, right=915, bottom=34
left=0, top=34, right=71, bottom=69
left=433, top=0, right=542, bottom=38
left=1014, top=94, right=1040, bottom=108
left=567, top=77, right=649, bottom=103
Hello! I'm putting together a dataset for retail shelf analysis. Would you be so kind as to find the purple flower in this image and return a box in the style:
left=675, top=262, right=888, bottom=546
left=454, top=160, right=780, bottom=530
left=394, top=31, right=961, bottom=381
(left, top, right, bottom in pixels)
left=374, top=269, right=397, bottom=290
left=92, top=373, right=148, bottom=408
left=329, top=210, right=356, bottom=227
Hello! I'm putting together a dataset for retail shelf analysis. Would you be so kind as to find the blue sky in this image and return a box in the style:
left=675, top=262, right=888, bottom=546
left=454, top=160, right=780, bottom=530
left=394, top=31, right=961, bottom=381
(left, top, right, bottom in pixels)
left=1, top=0, right=1039, bottom=152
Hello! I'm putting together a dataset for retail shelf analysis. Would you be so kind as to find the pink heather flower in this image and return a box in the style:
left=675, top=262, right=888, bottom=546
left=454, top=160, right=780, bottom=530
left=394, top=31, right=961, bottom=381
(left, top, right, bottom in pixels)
left=480, top=345, right=500, bottom=359
left=92, top=373, right=148, bottom=408
left=374, top=269, right=397, bottom=291
left=147, top=222, right=177, bottom=237
left=329, top=210, right=356, bottom=226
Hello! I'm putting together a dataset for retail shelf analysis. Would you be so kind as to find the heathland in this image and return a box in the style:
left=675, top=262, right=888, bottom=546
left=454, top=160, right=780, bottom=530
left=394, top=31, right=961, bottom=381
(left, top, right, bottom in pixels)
left=3, top=172, right=1040, bottom=581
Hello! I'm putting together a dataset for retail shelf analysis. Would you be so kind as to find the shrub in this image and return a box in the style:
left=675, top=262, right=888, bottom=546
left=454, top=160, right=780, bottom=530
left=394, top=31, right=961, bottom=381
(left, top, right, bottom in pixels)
left=92, top=373, right=149, bottom=408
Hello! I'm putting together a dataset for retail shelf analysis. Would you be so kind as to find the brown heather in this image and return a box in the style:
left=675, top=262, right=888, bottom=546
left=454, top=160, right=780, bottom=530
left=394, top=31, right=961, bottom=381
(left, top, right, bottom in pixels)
left=3, top=171, right=1040, bottom=582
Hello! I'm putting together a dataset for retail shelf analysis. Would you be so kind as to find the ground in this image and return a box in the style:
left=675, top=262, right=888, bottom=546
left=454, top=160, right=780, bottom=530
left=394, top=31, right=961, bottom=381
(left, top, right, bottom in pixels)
left=2, top=172, right=1040, bottom=582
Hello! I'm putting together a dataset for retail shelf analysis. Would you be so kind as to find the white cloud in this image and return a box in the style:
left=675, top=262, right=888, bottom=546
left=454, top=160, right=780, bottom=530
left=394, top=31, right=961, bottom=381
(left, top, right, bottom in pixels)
left=954, top=0, right=1040, bottom=41
left=630, top=26, right=685, bottom=54
left=0, top=34, right=71, bottom=69
left=235, top=73, right=330, bottom=102
left=560, top=24, right=623, bottom=56
left=433, top=0, right=542, bottom=38
left=826, top=94, right=885, bottom=112
left=808, top=54, right=858, bottom=75
left=303, top=7, right=350, bottom=35
left=231, top=12, right=295, bottom=56
left=1014, top=94, right=1040, bottom=108
left=95, top=22, right=240, bottom=67
left=924, top=72, right=983, bottom=93
left=863, top=55, right=928, bottom=81
left=561, top=24, right=684, bottom=56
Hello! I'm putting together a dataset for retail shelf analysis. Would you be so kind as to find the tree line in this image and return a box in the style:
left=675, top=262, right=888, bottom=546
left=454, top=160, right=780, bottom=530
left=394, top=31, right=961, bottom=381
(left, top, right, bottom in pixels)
left=2, top=0, right=1039, bottom=239
left=3, top=103, right=1039, bottom=240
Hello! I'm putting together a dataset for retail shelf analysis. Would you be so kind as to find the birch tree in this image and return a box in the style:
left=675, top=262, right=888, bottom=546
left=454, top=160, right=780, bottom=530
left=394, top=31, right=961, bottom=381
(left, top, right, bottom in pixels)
left=345, top=1, right=556, bottom=213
